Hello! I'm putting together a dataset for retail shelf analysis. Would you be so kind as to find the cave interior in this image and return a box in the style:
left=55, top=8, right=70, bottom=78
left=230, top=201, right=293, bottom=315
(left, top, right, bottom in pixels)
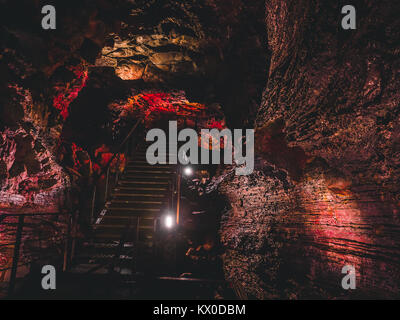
left=0, top=0, right=399, bottom=299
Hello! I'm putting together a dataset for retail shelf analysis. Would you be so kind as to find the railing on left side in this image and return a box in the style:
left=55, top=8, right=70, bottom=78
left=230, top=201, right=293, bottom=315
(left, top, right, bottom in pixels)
left=90, top=118, right=144, bottom=224
left=0, top=211, right=76, bottom=297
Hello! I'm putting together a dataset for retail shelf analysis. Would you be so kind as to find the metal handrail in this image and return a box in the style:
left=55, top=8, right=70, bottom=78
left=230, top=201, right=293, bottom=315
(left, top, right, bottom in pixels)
left=95, top=118, right=143, bottom=181
left=108, top=217, right=135, bottom=275
left=0, top=211, right=75, bottom=297
left=90, top=118, right=144, bottom=224
left=90, top=118, right=143, bottom=223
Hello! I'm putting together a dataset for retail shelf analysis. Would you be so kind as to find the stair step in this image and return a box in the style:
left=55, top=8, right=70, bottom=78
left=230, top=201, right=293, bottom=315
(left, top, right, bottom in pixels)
left=107, top=202, right=164, bottom=209
left=101, top=216, right=155, bottom=225
left=69, top=264, right=109, bottom=274
left=123, top=175, right=172, bottom=180
left=114, top=186, right=168, bottom=192
left=93, top=232, right=154, bottom=241
left=101, top=213, right=156, bottom=219
left=106, top=207, right=160, bottom=213
left=118, top=180, right=169, bottom=185
left=125, top=170, right=173, bottom=174
left=126, top=165, right=173, bottom=169
left=82, top=241, right=134, bottom=249
left=112, top=193, right=166, bottom=198
left=110, top=200, right=163, bottom=205
left=74, top=257, right=135, bottom=269
left=82, top=238, right=153, bottom=250
left=95, top=224, right=154, bottom=230
left=77, top=253, right=133, bottom=260
left=77, top=250, right=133, bottom=259
left=94, top=230, right=153, bottom=238
left=128, top=159, right=172, bottom=163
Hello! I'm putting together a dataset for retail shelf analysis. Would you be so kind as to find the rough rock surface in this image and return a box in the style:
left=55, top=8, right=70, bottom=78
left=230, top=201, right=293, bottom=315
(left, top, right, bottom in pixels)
left=97, top=0, right=268, bottom=126
left=0, top=0, right=124, bottom=210
left=0, top=85, right=69, bottom=212
left=218, top=0, right=400, bottom=299
left=1, top=0, right=399, bottom=299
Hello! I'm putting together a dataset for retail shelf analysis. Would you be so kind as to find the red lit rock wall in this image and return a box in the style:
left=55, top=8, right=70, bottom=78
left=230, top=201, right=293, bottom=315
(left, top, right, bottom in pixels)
left=0, top=0, right=124, bottom=283
left=0, top=85, right=70, bottom=212
left=219, top=0, right=400, bottom=299
left=0, top=0, right=124, bottom=211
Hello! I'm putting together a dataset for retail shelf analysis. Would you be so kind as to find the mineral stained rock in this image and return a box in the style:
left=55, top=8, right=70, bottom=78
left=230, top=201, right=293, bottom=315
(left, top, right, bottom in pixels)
left=0, top=85, right=69, bottom=212
left=218, top=0, right=400, bottom=299
left=1, top=0, right=399, bottom=300
left=97, top=0, right=268, bottom=126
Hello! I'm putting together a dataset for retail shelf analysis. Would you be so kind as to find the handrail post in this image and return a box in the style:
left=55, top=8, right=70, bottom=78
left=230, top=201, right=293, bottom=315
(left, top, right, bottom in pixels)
left=97, top=118, right=142, bottom=179
left=114, top=153, right=121, bottom=186
left=70, top=211, right=77, bottom=265
left=8, top=215, right=25, bottom=296
left=104, top=166, right=110, bottom=201
left=63, top=214, right=72, bottom=272
left=91, top=185, right=97, bottom=224
left=176, top=170, right=181, bottom=225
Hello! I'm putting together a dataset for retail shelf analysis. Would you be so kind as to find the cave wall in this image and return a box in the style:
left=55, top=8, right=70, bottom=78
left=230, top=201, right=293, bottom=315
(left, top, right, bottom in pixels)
left=0, top=0, right=125, bottom=276
left=0, top=85, right=69, bottom=212
left=97, top=0, right=268, bottom=126
left=219, top=0, right=400, bottom=299
left=1, top=0, right=398, bottom=299
left=1, top=0, right=266, bottom=209
left=0, top=0, right=126, bottom=211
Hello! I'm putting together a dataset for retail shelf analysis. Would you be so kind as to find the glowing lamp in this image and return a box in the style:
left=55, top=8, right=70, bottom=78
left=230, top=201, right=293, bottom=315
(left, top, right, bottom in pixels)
left=183, top=166, right=193, bottom=176
left=164, top=215, right=174, bottom=229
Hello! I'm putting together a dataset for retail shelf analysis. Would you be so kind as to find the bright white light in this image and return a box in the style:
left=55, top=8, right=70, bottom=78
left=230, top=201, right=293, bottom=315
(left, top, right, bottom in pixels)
left=164, top=215, right=174, bottom=229
left=183, top=166, right=193, bottom=176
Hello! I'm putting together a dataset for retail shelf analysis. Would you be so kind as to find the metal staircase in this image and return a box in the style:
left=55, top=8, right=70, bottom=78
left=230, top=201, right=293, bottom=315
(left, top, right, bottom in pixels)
left=71, top=142, right=176, bottom=277
left=2, top=120, right=233, bottom=299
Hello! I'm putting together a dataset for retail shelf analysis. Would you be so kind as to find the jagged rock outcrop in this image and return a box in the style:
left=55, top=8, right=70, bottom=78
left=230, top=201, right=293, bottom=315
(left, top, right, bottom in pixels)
left=0, top=0, right=125, bottom=210
left=0, top=0, right=126, bottom=287
left=97, top=0, right=268, bottom=126
left=0, top=85, right=70, bottom=212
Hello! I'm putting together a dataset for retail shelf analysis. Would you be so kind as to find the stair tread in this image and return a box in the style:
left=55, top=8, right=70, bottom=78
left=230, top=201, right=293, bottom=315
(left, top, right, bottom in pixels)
left=110, top=200, right=163, bottom=204
left=127, top=165, right=173, bottom=169
left=123, top=175, right=172, bottom=179
left=112, top=193, right=166, bottom=197
left=83, top=242, right=134, bottom=248
left=114, top=186, right=168, bottom=190
left=119, top=181, right=169, bottom=185
left=93, top=233, right=154, bottom=240
left=101, top=214, right=156, bottom=219
left=107, top=207, right=160, bottom=211
left=95, top=224, right=154, bottom=229
left=107, top=203, right=163, bottom=209
left=125, top=170, right=172, bottom=174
